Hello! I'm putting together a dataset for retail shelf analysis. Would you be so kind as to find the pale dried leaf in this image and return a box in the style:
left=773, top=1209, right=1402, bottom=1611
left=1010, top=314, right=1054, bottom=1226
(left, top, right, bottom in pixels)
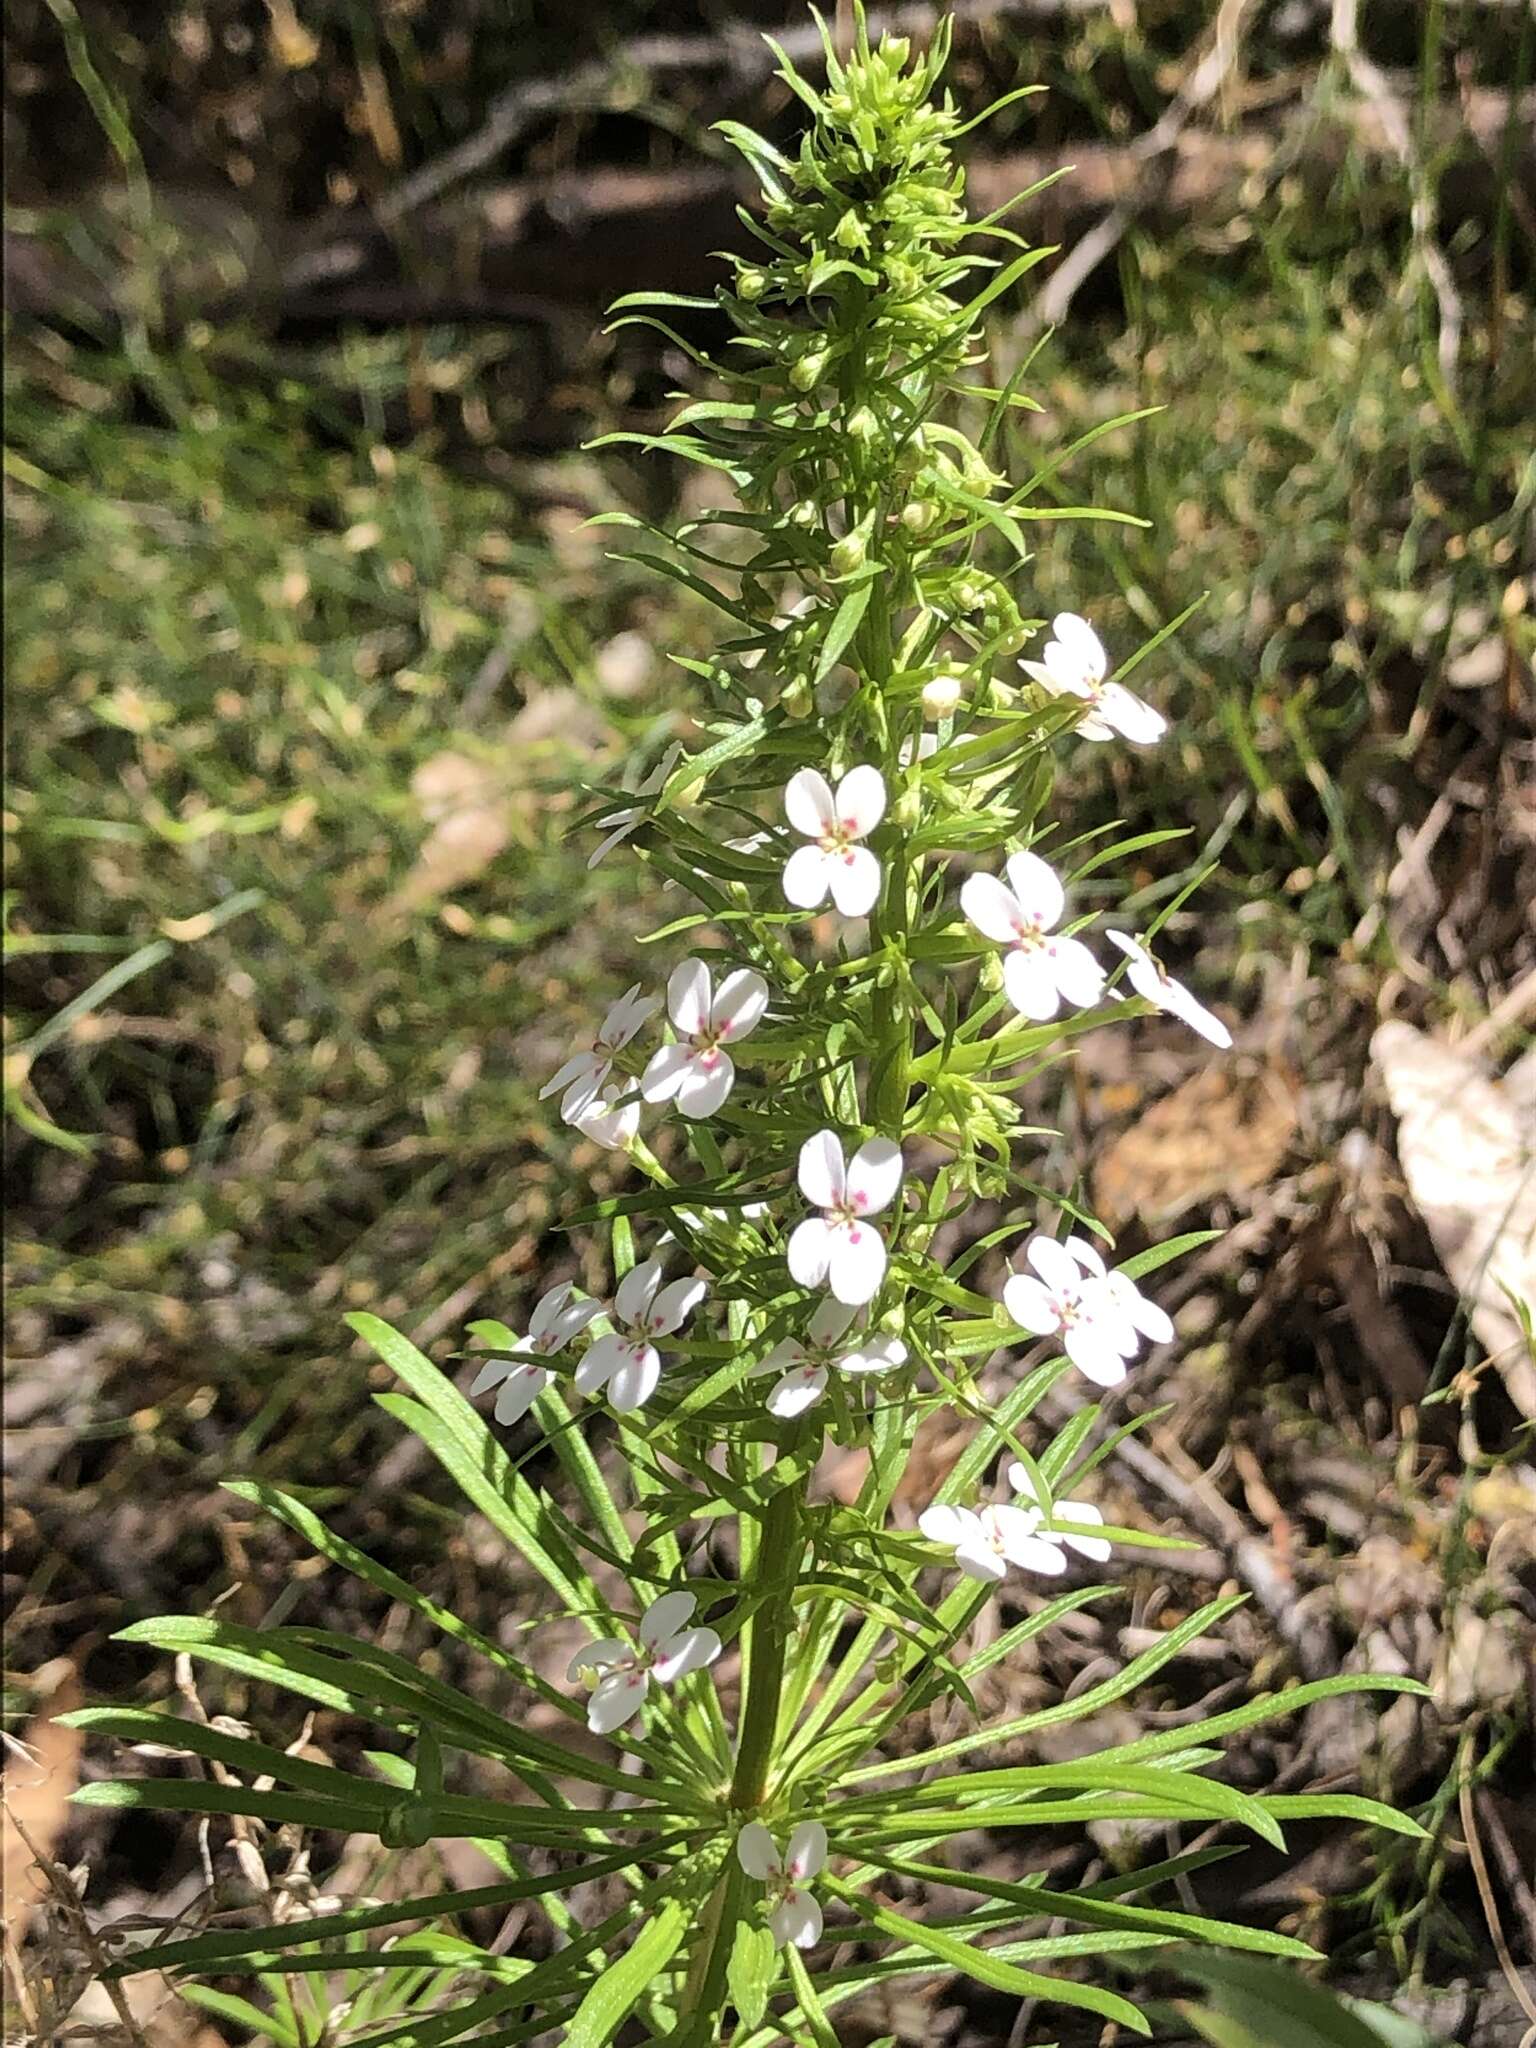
left=2, top=1663, right=82, bottom=1941
left=1372, top=1022, right=1536, bottom=1416
left=1091, top=1059, right=1300, bottom=1229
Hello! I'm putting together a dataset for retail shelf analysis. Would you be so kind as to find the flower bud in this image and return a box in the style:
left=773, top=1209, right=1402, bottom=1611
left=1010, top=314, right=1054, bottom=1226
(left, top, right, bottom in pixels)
left=833, top=210, right=869, bottom=253
left=893, top=784, right=923, bottom=830
left=830, top=519, right=871, bottom=578
left=735, top=268, right=768, bottom=303
left=781, top=676, right=814, bottom=720
left=846, top=405, right=878, bottom=445
left=788, top=499, right=819, bottom=529
left=790, top=348, right=828, bottom=393
left=901, top=498, right=939, bottom=535
left=921, top=673, right=964, bottom=720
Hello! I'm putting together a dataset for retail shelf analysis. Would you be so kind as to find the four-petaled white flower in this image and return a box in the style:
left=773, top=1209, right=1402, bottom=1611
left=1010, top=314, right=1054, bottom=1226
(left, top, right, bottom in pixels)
left=782, top=766, right=887, bottom=918
left=1106, top=930, right=1232, bottom=1049
left=542, top=984, right=659, bottom=1124
left=788, top=1130, right=903, bottom=1307
left=1006, top=1462, right=1112, bottom=1565
left=961, top=850, right=1105, bottom=1021
left=469, top=1284, right=602, bottom=1426
left=567, top=1590, right=721, bottom=1734
left=1004, top=1235, right=1173, bottom=1387
left=917, top=1501, right=1073, bottom=1582
left=736, top=1821, right=828, bottom=1950
left=588, top=743, right=684, bottom=869
left=755, top=1298, right=907, bottom=1419
left=575, top=1259, right=707, bottom=1413
left=642, top=958, right=770, bottom=1120
left=1020, top=613, right=1167, bottom=746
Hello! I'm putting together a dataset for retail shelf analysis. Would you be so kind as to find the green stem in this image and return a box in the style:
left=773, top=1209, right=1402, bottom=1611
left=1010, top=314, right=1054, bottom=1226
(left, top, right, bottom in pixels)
left=729, top=1480, right=801, bottom=1809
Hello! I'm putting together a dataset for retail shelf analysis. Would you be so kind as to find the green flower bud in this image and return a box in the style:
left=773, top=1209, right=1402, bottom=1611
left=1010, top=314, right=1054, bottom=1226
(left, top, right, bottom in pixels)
left=893, top=784, right=923, bottom=830
left=788, top=499, right=819, bottom=529
left=781, top=676, right=814, bottom=720
left=833, top=209, right=869, bottom=253
left=830, top=520, right=870, bottom=578
left=736, top=268, right=768, bottom=303
left=846, top=405, right=879, bottom=445
left=901, top=498, right=939, bottom=535
left=790, top=348, right=828, bottom=393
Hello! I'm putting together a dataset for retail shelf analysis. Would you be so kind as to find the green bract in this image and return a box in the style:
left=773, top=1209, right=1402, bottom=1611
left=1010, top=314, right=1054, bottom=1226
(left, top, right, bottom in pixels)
left=80, top=13, right=1423, bottom=2045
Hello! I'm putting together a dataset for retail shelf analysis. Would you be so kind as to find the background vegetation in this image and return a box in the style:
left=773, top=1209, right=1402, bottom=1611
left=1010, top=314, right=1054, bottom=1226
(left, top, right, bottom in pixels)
left=5, top=2, right=1533, bottom=2043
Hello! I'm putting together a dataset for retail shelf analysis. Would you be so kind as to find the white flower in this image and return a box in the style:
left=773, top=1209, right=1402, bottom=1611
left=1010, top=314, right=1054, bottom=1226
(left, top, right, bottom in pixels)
left=1020, top=613, right=1166, bottom=746
left=782, top=766, right=886, bottom=918
left=567, top=1590, right=721, bottom=1734
left=587, top=743, right=683, bottom=869
left=754, top=1298, right=907, bottom=1419
left=787, top=1131, right=903, bottom=1308
left=960, top=850, right=1105, bottom=1021
left=575, top=1258, right=707, bottom=1413
left=541, top=984, right=659, bottom=1123
left=1002, top=1235, right=1141, bottom=1387
left=469, top=1284, right=601, bottom=1426
left=916, top=1502, right=1071, bottom=1582
left=1105, top=930, right=1232, bottom=1049
left=736, top=1821, right=827, bottom=1950
left=571, top=1082, right=640, bottom=1152
left=1005, top=1462, right=1112, bottom=1565
left=641, top=958, right=770, bottom=1120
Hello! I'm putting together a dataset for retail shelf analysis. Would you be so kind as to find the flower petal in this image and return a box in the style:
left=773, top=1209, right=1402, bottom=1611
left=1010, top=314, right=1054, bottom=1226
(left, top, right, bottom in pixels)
left=1049, top=613, right=1107, bottom=685
left=767, top=1364, right=828, bottom=1417
left=649, top=1275, right=707, bottom=1336
left=797, top=1130, right=846, bottom=1209
left=771, top=1890, right=824, bottom=1951
left=608, top=1346, right=662, bottom=1412
left=588, top=1669, right=649, bottom=1733
left=641, top=1041, right=694, bottom=1105
left=785, top=1821, right=828, bottom=1879
left=787, top=1215, right=834, bottom=1290
left=1098, top=681, right=1167, bottom=746
left=568, top=1637, right=628, bottom=1681
left=542, top=1049, right=596, bottom=1102
left=1003, top=850, right=1065, bottom=931
left=784, top=767, right=836, bottom=839
left=806, top=1298, right=857, bottom=1348
left=918, top=1504, right=971, bottom=1548
left=494, top=1365, right=550, bottom=1426
left=673, top=1050, right=735, bottom=1119
left=615, top=1259, right=663, bottom=1328
left=1002, top=946, right=1062, bottom=1021
left=469, top=1356, right=513, bottom=1398
left=960, top=871, right=1024, bottom=944
left=954, top=1539, right=1007, bottom=1582
left=754, top=1337, right=804, bottom=1376
left=1027, top=1236, right=1081, bottom=1294
left=1002, top=1273, right=1059, bottom=1336
left=846, top=1136, right=902, bottom=1217
left=711, top=967, right=769, bottom=1040
left=639, top=1590, right=697, bottom=1647
left=736, top=1822, right=781, bottom=1880
left=1050, top=935, right=1106, bottom=1010
left=1064, top=1320, right=1132, bottom=1387
left=604, top=984, right=659, bottom=1048
left=666, top=958, right=712, bottom=1039
left=1006, top=1532, right=1070, bottom=1575
left=840, top=1333, right=906, bottom=1374
left=828, top=1222, right=886, bottom=1306
left=651, top=1626, right=721, bottom=1684
left=1056, top=1499, right=1112, bottom=1562
left=782, top=843, right=832, bottom=910
left=827, top=844, right=881, bottom=918
left=574, top=1333, right=624, bottom=1394
left=834, top=765, right=887, bottom=838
